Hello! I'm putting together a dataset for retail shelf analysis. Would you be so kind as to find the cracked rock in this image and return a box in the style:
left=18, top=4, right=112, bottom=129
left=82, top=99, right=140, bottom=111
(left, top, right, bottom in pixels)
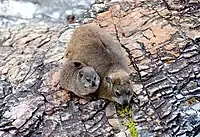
left=1, top=1, right=200, bottom=136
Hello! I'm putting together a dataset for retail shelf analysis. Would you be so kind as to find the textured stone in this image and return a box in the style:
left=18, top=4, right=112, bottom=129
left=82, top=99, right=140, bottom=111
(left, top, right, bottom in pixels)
left=125, top=129, right=132, bottom=137
left=106, top=102, right=117, bottom=117
left=0, top=24, right=114, bottom=137
left=116, top=132, right=126, bottom=137
left=108, top=118, right=120, bottom=128
left=1, top=1, right=200, bottom=136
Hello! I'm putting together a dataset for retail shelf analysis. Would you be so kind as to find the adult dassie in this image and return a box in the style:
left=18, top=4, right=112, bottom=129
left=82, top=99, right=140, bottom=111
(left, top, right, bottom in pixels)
left=65, top=24, right=134, bottom=105
left=60, top=60, right=100, bottom=98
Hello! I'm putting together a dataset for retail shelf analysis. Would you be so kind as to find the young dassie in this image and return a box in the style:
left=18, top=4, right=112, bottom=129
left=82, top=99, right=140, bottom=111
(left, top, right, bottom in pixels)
left=65, top=24, right=134, bottom=105
left=60, top=60, right=100, bottom=98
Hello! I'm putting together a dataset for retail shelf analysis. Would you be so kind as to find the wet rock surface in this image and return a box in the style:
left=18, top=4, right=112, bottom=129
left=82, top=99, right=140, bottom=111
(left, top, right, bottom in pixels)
left=0, top=0, right=111, bottom=28
left=1, top=0, right=200, bottom=137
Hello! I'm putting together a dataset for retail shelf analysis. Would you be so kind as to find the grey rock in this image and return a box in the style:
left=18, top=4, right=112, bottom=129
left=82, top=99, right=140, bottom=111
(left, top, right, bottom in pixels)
left=131, top=39, right=200, bottom=136
left=0, top=24, right=113, bottom=137
left=92, top=4, right=108, bottom=13
left=108, top=118, right=120, bottom=128
left=1, top=11, right=200, bottom=137
left=106, top=102, right=117, bottom=117
left=115, top=132, right=126, bottom=137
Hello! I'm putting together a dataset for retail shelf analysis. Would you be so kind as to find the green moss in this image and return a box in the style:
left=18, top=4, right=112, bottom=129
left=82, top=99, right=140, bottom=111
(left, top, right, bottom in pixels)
left=124, top=118, right=138, bottom=137
left=116, top=105, right=138, bottom=137
left=116, top=105, right=132, bottom=117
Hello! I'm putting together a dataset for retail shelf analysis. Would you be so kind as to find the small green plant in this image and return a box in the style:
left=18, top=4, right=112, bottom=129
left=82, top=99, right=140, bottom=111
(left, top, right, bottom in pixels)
left=124, top=118, right=138, bottom=137
left=116, top=105, right=138, bottom=137
left=116, top=105, right=132, bottom=117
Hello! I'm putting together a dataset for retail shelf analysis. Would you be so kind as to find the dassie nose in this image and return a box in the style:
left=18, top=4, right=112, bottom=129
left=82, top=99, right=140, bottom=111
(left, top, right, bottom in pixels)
left=92, top=81, right=96, bottom=87
left=123, top=100, right=128, bottom=105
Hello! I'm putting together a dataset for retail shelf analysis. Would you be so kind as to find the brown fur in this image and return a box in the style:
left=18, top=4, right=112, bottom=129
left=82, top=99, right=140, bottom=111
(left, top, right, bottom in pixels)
left=65, top=24, right=134, bottom=105
left=60, top=60, right=100, bottom=98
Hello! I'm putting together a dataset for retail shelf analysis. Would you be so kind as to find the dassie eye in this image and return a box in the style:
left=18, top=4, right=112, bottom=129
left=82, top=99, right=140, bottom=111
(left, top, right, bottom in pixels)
left=79, top=72, right=83, bottom=77
left=87, top=78, right=91, bottom=82
left=94, top=76, right=96, bottom=80
left=127, top=89, right=131, bottom=95
left=115, top=90, right=121, bottom=97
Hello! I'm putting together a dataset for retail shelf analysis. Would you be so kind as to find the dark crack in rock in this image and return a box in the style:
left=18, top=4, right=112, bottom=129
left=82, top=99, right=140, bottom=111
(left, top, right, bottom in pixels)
left=1, top=1, right=200, bottom=136
left=132, top=39, right=200, bottom=137
left=0, top=24, right=113, bottom=137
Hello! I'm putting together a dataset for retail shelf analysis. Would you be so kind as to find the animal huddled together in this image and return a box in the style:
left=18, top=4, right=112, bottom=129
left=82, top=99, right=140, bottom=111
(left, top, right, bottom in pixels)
left=60, top=24, right=135, bottom=105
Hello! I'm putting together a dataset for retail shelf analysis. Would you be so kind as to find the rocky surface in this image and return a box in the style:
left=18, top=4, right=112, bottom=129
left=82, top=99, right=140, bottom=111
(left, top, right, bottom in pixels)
left=0, top=0, right=200, bottom=137
left=0, top=24, right=114, bottom=137
left=132, top=39, right=200, bottom=136
left=0, top=0, right=110, bottom=28
left=94, top=1, right=200, bottom=136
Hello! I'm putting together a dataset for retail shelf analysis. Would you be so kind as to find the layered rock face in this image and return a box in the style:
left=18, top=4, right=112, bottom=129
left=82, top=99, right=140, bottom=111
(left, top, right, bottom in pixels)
left=0, top=0, right=200, bottom=136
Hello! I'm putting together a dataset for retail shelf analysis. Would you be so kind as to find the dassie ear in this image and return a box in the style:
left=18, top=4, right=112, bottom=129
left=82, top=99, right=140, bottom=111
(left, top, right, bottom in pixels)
left=129, top=73, right=134, bottom=79
left=129, top=72, right=139, bottom=82
left=74, top=61, right=82, bottom=69
left=114, top=78, right=121, bottom=85
left=79, top=71, right=84, bottom=78
left=104, top=76, right=112, bottom=84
